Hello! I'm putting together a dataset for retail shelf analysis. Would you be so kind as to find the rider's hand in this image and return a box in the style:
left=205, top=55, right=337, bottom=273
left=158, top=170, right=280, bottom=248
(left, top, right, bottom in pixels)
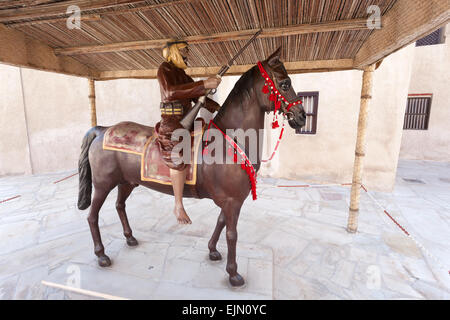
left=204, top=76, right=221, bottom=89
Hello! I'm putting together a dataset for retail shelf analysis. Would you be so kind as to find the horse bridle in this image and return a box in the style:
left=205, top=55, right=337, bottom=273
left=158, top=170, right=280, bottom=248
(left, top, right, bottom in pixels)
left=257, top=61, right=302, bottom=121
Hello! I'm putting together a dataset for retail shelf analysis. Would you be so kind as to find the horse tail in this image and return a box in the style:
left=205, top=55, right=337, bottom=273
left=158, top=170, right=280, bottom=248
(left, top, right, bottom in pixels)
left=77, top=126, right=105, bottom=210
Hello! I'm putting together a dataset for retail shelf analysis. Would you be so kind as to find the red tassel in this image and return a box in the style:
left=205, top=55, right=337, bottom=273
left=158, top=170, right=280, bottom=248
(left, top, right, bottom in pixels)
left=202, top=148, right=209, bottom=156
left=272, top=120, right=279, bottom=129
left=269, top=93, right=276, bottom=102
left=262, top=85, right=269, bottom=94
left=275, top=100, right=281, bottom=112
left=234, top=152, right=238, bottom=163
left=227, top=147, right=234, bottom=157
left=250, top=174, right=257, bottom=200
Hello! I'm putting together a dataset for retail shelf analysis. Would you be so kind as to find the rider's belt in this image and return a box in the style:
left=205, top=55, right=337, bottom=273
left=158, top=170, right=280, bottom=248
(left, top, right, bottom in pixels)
left=160, top=102, right=183, bottom=115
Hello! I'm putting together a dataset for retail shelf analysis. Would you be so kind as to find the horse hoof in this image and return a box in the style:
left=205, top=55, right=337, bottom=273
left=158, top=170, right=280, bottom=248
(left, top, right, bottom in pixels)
left=229, top=274, right=245, bottom=287
left=126, top=236, right=138, bottom=247
left=98, top=255, right=111, bottom=267
left=209, top=251, right=222, bottom=261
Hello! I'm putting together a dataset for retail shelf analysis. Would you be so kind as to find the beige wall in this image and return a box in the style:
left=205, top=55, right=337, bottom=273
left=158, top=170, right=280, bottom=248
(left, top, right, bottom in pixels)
left=0, top=45, right=416, bottom=191
left=399, top=25, right=450, bottom=161
left=259, top=45, right=415, bottom=191
left=19, top=69, right=90, bottom=174
left=0, top=65, right=31, bottom=176
left=96, top=78, right=161, bottom=127
left=0, top=66, right=91, bottom=175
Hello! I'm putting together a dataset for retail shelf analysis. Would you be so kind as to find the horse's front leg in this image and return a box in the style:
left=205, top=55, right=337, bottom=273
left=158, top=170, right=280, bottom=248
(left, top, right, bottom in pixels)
left=208, top=210, right=225, bottom=261
left=222, top=200, right=244, bottom=287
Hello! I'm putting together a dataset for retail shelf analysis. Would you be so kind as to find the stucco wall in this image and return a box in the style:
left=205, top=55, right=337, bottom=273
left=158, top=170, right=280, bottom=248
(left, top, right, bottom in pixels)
left=95, top=78, right=161, bottom=127
left=399, top=25, right=450, bottom=161
left=20, top=69, right=91, bottom=174
left=0, top=65, right=31, bottom=176
left=1, top=45, right=415, bottom=191
left=259, top=45, right=415, bottom=191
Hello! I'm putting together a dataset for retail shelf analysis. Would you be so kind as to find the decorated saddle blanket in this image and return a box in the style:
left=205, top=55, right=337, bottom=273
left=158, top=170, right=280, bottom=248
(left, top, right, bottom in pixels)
left=103, top=121, right=202, bottom=185
left=103, top=121, right=154, bottom=154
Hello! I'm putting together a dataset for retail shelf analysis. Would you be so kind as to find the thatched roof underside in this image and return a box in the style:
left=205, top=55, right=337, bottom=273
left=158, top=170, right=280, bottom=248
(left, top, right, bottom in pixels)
left=0, top=0, right=448, bottom=79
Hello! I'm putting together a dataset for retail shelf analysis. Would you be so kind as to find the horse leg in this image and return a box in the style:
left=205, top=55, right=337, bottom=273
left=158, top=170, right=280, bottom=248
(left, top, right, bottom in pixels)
left=208, top=210, right=225, bottom=261
left=116, top=183, right=138, bottom=246
left=87, top=186, right=112, bottom=267
left=223, top=200, right=245, bottom=287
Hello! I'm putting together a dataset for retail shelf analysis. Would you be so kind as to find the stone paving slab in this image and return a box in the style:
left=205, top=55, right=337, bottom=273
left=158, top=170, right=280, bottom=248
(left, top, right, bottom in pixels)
left=1, top=161, right=450, bottom=300
left=0, top=223, right=273, bottom=300
left=42, top=233, right=272, bottom=300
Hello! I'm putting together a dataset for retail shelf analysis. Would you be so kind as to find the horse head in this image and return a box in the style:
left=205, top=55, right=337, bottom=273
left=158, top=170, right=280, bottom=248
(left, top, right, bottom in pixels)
left=257, top=47, right=306, bottom=130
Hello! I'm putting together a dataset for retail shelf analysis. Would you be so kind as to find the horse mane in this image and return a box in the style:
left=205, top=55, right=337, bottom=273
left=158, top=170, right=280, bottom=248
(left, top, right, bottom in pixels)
left=214, top=65, right=258, bottom=122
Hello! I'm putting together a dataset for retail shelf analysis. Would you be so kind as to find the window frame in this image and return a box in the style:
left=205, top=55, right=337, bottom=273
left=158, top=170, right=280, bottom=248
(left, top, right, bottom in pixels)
left=295, top=91, right=319, bottom=135
left=403, top=94, right=433, bottom=130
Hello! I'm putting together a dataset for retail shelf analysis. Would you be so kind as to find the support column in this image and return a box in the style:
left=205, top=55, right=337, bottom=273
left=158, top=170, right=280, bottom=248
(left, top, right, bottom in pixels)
left=88, top=78, right=97, bottom=127
left=347, top=64, right=375, bottom=233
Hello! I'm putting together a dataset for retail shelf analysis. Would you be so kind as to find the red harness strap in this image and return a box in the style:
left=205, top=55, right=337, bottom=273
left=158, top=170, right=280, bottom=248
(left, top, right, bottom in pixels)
left=257, top=61, right=302, bottom=129
left=201, top=62, right=303, bottom=200
left=261, top=119, right=285, bottom=163
left=203, top=121, right=257, bottom=200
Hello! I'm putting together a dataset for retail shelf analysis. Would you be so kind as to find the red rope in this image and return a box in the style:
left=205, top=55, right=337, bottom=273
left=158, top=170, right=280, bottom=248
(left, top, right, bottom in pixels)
left=383, top=210, right=410, bottom=236
left=0, top=195, right=21, bottom=204
left=262, top=121, right=285, bottom=163
left=53, top=172, right=79, bottom=184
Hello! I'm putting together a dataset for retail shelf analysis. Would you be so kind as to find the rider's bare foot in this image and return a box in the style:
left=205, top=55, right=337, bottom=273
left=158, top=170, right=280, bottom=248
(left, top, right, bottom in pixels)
left=173, top=205, right=192, bottom=224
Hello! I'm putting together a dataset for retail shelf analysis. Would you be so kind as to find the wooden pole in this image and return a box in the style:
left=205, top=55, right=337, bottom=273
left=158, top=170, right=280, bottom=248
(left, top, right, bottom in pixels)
left=41, top=281, right=129, bottom=300
left=88, top=78, right=97, bottom=127
left=347, top=64, right=375, bottom=233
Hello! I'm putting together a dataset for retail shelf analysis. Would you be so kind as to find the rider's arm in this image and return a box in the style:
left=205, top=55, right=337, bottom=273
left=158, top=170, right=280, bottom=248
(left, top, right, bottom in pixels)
left=157, top=63, right=206, bottom=101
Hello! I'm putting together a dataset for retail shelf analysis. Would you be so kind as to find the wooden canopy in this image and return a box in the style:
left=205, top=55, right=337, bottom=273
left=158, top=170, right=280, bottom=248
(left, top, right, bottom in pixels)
left=0, top=0, right=448, bottom=80
left=0, top=1, right=448, bottom=233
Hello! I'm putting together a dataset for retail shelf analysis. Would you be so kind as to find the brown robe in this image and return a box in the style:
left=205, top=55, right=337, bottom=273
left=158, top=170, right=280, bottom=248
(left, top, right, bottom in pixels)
left=156, top=61, right=220, bottom=170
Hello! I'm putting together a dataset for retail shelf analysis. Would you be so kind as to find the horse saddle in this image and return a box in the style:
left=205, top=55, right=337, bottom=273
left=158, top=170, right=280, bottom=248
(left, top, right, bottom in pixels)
left=103, top=121, right=202, bottom=185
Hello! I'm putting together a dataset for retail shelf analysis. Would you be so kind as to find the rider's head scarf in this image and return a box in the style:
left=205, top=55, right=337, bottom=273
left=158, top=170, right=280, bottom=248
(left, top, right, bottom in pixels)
left=162, top=41, right=188, bottom=69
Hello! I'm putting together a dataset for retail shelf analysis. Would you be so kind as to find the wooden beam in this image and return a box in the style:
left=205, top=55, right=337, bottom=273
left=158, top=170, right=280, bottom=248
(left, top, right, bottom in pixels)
left=354, top=0, right=450, bottom=68
left=6, top=14, right=102, bottom=27
left=4, top=0, right=195, bottom=26
left=347, top=64, right=376, bottom=233
left=97, top=59, right=355, bottom=80
left=0, top=23, right=98, bottom=78
left=0, top=0, right=144, bottom=23
left=54, top=19, right=370, bottom=56
left=0, top=1, right=56, bottom=10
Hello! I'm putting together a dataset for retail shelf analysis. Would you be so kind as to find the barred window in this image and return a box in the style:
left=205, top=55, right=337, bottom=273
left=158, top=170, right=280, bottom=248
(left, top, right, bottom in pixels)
left=403, top=95, right=432, bottom=130
left=416, top=27, right=445, bottom=46
left=296, top=91, right=319, bottom=135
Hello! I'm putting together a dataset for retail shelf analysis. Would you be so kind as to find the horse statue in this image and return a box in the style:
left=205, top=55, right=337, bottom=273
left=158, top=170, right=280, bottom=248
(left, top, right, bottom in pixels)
left=77, top=47, right=306, bottom=287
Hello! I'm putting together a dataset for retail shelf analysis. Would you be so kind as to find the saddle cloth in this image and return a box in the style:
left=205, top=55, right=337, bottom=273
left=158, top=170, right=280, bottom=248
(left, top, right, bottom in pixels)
left=103, top=121, right=201, bottom=185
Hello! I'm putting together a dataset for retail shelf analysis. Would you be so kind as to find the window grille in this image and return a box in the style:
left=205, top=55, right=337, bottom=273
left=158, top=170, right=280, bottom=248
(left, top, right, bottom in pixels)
left=296, top=91, right=319, bottom=135
left=403, top=95, right=432, bottom=130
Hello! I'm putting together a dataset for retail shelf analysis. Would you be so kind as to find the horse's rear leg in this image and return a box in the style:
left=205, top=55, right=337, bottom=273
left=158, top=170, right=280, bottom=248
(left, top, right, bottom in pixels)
left=208, top=210, right=225, bottom=261
left=88, top=187, right=113, bottom=267
left=116, top=183, right=138, bottom=246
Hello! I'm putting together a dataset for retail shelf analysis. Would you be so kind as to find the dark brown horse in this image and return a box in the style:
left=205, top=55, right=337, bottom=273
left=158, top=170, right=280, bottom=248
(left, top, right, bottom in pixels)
left=77, top=47, right=306, bottom=287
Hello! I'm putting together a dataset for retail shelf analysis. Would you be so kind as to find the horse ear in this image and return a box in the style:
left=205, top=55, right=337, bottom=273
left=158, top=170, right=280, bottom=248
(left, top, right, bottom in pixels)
left=265, top=46, right=282, bottom=66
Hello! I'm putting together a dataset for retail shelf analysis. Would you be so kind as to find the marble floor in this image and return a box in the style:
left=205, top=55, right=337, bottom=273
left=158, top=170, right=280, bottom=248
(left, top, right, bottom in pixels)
left=0, top=160, right=449, bottom=299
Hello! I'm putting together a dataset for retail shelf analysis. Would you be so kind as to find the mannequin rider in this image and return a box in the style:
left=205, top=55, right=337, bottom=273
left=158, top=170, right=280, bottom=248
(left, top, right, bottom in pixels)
left=156, top=41, right=221, bottom=224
